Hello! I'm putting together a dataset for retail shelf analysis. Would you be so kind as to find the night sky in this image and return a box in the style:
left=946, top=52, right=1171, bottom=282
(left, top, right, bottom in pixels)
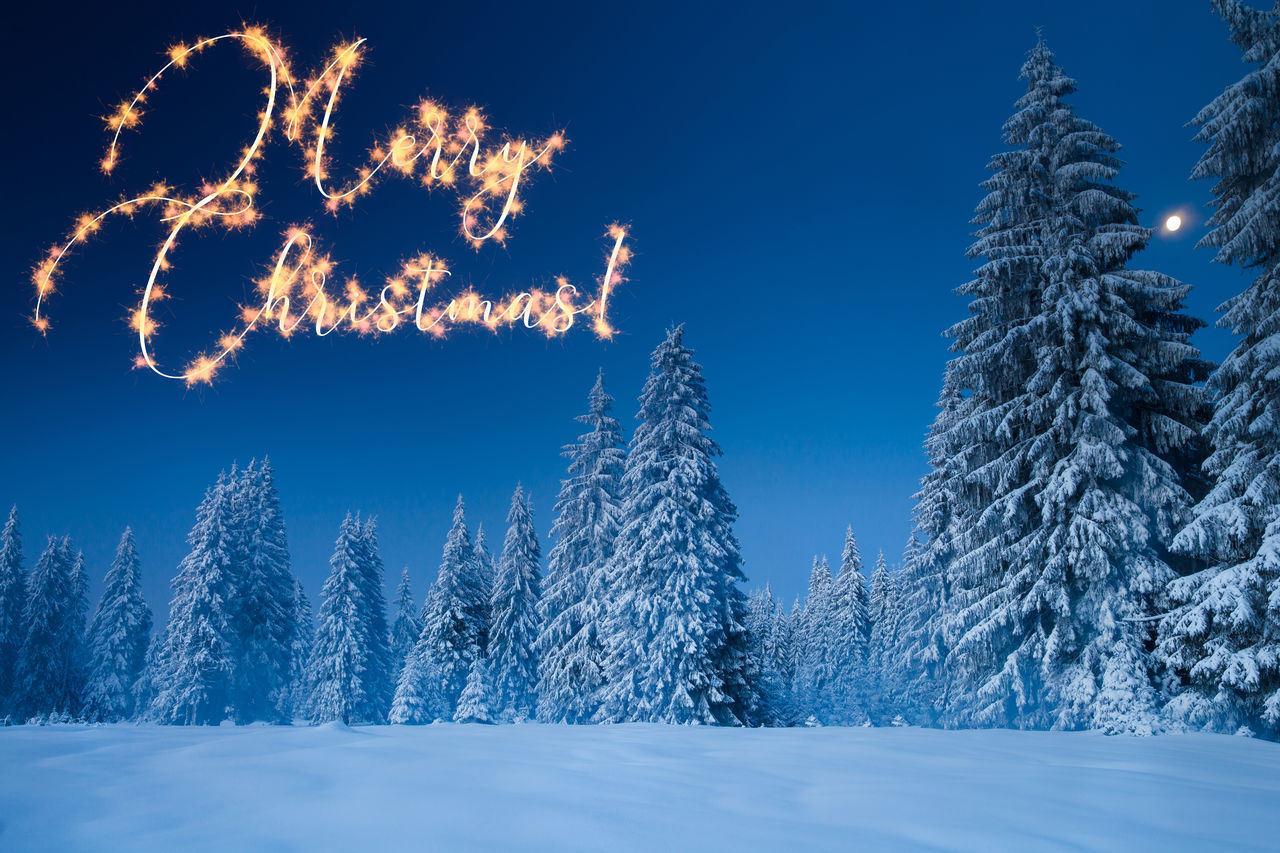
left=0, top=1, right=1255, bottom=613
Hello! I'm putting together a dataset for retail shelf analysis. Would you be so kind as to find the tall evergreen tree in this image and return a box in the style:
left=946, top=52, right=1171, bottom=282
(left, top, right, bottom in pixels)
left=937, top=41, right=1208, bottom=733
left=14, top=537, right=77, bottom=717
left=536, top=371, right=625, bottom=723
left=473, top=525, right=496, bottom=652
left=152, top=476, right=238, bottom=725
left=280, top=578, right=313, bottom=721
left=867, top=550, right=900, bottom=722
left=308, top=513, right=380, bottom=724
left=389, top=567, right=421, bottom=682
left=794, top=556, right=836, bottom=722
left=83, top=528, right=152, bottom=722
left=392, top=497, right=483, bottom=722
left=67, top=546, right=90, bottom=708
left=1159, top=0, right=1280, bottom=738
left=355, top=517, right=393, bottom=722
left=598, top=327, right=752, bottom=725
left=830, top=529, right=872, bottom=723
left=230, top=460, right=296, bottom=723
left=489, top=485, right=542, bottom=721
left=0, top=507, right=26, bottom=714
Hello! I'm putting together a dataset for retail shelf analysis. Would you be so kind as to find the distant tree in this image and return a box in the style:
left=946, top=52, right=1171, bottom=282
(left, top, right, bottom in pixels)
left=389, top=567, right=421, bottom=682
left=536, top=371, right=625, bottom=724
left=489, top=485, right=542, bottom=721
left=793, top=556, right=835, bottom=722
left=308, top=514, right=382, bottom=724
left=15, top=537, right=77, bottom=717
left=279, top=578, right=313, bottom=721
left=230, top=460, right=296, bottom=723
left=473, top=526, right=496, bottom=653
left=83, top=528, right=152, bottom=722
left=355, top=517, right=393, bottom=722
left=0, top=507, right=26, bottom=714
left=830, top=529, right=872, bottom=723
left=392, top=497, right=483, bottom=721
left=454, top=658, right=496, bottom=724
left=152, top=477, right=238, bottom=725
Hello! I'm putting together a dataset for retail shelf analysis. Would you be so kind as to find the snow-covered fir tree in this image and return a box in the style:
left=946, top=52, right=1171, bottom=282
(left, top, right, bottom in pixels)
left=355, top=517, right=393, bottom=722
left=1159, top=0, right=1280, bottom=739
left=308, top=513, right=384, bottom=724
left=67, top=548, right=90, bottom=707
left=0, top=506, right=26, bottom=714
left=152, top=476, right=238, bottom=725
left=536, top=370, right=625, bottom=724
left=230, top=460, right=296, bottom=723
left=389, top=567, right=421, bottom=682
left=392, top=497, right=484, bottom=722
left=489, top=485, right=542, bottom=721
left=280, top=578, right=313, bottom=721
left=454, top=658, right=496, bottom=724
left=936, top=40, right=1208, bottom=733
left=598, top=327, right=753, bottom=725
left=133, top=626, right=167, bottom=718
left=14, top=537, right=78, bottom=718
left=473, top=525, right=496, bottom=653
left=867, top=550, right=900, bottom=722
left=745, top=584, right=789, bottom=725
left=794, top=556, right=836, bottom=722
left=829, top=529, right=872, bottom=723
left=82, top=528, right=152, bottom=722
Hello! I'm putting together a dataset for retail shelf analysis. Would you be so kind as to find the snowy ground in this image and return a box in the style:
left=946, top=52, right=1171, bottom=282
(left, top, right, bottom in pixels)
left=1, top=724, right=1277, bottom=852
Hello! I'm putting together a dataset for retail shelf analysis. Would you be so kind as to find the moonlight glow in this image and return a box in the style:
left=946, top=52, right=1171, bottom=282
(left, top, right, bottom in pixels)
left=1165, top=214, right=1182, bottom=232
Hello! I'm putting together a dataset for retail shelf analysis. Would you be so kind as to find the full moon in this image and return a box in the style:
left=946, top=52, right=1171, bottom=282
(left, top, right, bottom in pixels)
left=1165, top=214, right=1183, bottom=232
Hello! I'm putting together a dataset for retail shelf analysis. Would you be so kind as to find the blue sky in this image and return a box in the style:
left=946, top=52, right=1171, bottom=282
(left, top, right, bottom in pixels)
left=0, top=1, right=1257, bottom=611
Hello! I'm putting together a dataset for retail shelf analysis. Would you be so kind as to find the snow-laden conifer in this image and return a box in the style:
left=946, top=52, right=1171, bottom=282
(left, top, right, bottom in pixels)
left=536, top=371, right=624, bottom=723
left=280, top=578, right=313, bottom=721
left=83, top=528, right=152, bottom=722
left=454, top=658, right=496, bottom=724
left=598, top=327, right=752, bottom=725
left=938, top=41, right=1206, bottom=732
left=0, top=506, right=24, bottom=715
left=152, top=477, right=238, bottom=725
left=389, top=567, right=421, bottom=682
left=489, top=485, right=542, bottom=721
left=15, top=537, right=77, bottom=718
left=308, top=513, right=382, bottom=724
left=829, top=529, right=872, bottom=723
left=1159, top=0, right=1280, bottom=738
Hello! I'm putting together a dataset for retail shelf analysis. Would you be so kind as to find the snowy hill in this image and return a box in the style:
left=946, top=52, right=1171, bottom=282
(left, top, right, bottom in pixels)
left=1, top=724, right=1277, bottom=851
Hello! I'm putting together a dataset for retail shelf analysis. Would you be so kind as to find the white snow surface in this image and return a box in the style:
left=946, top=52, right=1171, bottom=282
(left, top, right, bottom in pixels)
left=1, top=723, right=1277, bottom=851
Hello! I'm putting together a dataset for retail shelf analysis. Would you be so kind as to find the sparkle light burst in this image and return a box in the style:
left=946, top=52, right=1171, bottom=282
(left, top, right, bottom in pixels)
left=32, top=26, right=630, bottom=386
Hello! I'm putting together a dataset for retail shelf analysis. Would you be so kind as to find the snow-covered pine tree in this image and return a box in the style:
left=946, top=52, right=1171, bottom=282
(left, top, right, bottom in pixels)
left=1159, top=0, right=1280, bottom=738
left=867, top=550, right=900, bottom=723
left=355, top=517, right=393, bottom=722
left=67, top=546, right=90, bottom=709
left=939, top=40, right=1207, bottom=733
left=133, top=626, right=167, bottom=719
left=489, top=485, right=542, bottom=721
left=454, top=658, right=496, bottom=724
left=536, top=370, right=625, bottom=724
left=152, top=475, right=238, bottom=725
left=830, top=529, right=872, bottom=723
left=392, top=497, right=482, bottom=722
left=83, top=528, right=152, bottom=722
left=0, top=507, right=25, bottom=715
left=745, top=584, right=785, bottom=724
left=308, top=513, right=381, bottom=724
left=598, top=327, right=752, bottom=725
left=473, top=525, right=495, bottom=653
left=794, top=556, right=835, bottom=723
left=280, top=578, right=313, bottom=721
left=14, top=537, right=77, bottom=718
left=389, top=567, right=421, bottom=682
left=230, top=459, right=296, bottom=723
left=891, top=386, right=964, bottom=726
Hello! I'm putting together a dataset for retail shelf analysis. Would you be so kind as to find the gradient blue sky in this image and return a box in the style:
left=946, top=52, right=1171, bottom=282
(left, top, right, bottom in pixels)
left=0, top=1, right=1256, bottom=612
